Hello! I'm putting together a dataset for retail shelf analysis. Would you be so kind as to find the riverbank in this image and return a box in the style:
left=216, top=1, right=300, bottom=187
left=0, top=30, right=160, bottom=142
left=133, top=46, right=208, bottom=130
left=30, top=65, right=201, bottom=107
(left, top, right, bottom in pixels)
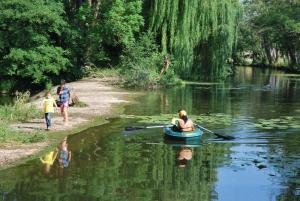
left=236, top=64, right=300, bottom=74
left=0, top=77, right=134, bottom=169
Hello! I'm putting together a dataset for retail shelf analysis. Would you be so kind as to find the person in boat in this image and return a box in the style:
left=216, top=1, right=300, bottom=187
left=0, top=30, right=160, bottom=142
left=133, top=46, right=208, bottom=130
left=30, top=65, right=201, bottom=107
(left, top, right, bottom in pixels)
left=172, top=109, right=195, bottom=132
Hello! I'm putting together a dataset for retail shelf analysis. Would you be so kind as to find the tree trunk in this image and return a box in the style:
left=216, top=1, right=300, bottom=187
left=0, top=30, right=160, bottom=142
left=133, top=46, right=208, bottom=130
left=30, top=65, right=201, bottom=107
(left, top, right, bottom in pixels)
left=262, top=37, right=273, bottom=65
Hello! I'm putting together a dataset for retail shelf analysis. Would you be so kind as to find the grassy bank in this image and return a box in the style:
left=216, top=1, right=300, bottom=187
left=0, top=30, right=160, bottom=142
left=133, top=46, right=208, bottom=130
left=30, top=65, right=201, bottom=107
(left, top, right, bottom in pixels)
left=0, top=92, right=46, bottom=143
left=236, top=58, right=300, bottom=73
left=85, top=67, right=183, bottom=88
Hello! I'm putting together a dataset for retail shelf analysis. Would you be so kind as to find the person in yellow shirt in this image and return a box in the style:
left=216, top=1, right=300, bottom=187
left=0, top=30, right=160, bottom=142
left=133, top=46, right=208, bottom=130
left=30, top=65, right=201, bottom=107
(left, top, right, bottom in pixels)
left=42, top=92, right=58, bottom=130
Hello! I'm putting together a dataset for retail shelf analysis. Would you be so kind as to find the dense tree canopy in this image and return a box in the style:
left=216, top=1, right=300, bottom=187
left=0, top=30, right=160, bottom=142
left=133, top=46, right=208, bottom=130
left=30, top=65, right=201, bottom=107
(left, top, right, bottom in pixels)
left=146, top=0, right=241, bottom=80
left=0, top=0, right=69, bottom=88
left=0, top=0, right=299, bottom=90
left=235, top=0, right=300, bottom=68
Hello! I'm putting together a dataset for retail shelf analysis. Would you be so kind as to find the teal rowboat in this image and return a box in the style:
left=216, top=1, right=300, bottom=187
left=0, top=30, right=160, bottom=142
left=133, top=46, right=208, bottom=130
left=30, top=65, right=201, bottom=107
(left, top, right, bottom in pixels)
left=164, top=127, right=203, bottom=139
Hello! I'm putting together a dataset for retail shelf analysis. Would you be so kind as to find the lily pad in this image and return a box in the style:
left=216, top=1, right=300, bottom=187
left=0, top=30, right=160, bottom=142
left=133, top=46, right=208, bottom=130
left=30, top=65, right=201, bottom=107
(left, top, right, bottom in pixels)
left=253, top=116, right=300, bottom=130
left=121, top=113, right=234, bottom=126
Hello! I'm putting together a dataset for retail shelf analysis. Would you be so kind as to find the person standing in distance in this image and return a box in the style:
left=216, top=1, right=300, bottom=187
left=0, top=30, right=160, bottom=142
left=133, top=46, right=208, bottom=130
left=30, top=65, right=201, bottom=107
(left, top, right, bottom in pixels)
left=57, top=80, right=70, bottom=125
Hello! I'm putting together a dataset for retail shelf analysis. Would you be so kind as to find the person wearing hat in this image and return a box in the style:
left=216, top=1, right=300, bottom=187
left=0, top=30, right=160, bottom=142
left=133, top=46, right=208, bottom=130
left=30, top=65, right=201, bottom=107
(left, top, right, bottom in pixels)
left=172, top=109, right=195, bottom=132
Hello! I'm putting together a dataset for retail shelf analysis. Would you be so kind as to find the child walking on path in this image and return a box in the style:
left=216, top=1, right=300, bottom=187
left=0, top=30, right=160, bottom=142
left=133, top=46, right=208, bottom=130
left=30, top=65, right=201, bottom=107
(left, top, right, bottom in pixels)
left=42, top=92, right=58, bottom=130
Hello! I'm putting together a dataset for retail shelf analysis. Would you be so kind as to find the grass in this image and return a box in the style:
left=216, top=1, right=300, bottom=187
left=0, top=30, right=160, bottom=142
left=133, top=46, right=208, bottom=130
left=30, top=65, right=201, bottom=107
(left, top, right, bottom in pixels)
left=0, top=91, right=46, bottom=143
left=0, top=122, right=47, bottom=143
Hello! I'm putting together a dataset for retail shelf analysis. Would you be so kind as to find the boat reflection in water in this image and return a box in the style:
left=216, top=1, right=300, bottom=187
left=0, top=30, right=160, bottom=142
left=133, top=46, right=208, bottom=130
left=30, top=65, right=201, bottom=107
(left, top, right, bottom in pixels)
left=163, top=137, right=201, bottom=168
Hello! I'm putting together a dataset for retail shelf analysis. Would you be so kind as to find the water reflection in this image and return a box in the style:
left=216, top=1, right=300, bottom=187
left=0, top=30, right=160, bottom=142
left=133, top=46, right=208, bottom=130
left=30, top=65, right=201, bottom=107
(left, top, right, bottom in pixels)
left=40, top=150, right=57, bottom=175
left=40, top=137, right=72, bottom=177
left=176, top=147, right=193, bottom=168
left=0, top=67, right=299, bottom=201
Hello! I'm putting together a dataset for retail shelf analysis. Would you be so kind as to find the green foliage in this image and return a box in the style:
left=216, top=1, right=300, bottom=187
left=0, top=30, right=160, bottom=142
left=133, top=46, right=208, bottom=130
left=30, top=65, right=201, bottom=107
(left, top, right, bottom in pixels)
left=235, top=0, right=300, bottom=68
left=253, top=116, right=300, bottom=130
left=0, top=91, right=45, bottom=143
left=0, top=122, right=47, bottom=143
left=120, top=32, right=181, bottom=88
left=122, top=66, right=159, bottom=88
left=147, top=0, right=241, bottom=80
left=64, top=0, right=144, bottom=68
left=4, top=46, right=69, bottom=84
left=0, top=91, right=40, bottom=122
left=158, top=69, right=183, bottom=86
left=102, top=0, right=144, bottom=47
left=122, top=113, right=234, bottom=126
left=0, top=80, right=16, bottom=92
left=0, top=0, right=70, bottom=88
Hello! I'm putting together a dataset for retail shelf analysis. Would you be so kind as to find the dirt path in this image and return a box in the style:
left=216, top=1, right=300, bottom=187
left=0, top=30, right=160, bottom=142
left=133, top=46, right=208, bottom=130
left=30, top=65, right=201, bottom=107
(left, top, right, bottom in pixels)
left=0, top=78, right=132, bottom=169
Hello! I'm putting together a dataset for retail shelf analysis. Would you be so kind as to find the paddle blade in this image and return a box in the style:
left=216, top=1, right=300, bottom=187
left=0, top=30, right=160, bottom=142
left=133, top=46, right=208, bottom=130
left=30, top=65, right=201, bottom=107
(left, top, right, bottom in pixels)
left=124, top=126, right=146, bottom=131
left=213, top=132, right=235, bottom=140
left=195, top=124, right=235, bottom=140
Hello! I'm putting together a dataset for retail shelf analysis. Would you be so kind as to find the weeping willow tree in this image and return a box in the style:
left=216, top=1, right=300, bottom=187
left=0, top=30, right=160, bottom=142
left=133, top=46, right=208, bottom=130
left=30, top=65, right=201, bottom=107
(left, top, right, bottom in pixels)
left=146, top=0, right=240, bottom=80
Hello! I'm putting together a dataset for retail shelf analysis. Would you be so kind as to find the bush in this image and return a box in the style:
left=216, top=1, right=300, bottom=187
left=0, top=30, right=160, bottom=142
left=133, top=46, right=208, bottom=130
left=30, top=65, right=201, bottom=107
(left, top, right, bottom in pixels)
left=0, top=91, right=40, bottom=122
left=120, top=32, right=181, bottom=88
left=0, top=80, right=16, bottom=93
left=0, top=91, right=46, bottom=143
left=158, top=69, right=183, bottom=86
left=122, top=66, right=159, bottom=88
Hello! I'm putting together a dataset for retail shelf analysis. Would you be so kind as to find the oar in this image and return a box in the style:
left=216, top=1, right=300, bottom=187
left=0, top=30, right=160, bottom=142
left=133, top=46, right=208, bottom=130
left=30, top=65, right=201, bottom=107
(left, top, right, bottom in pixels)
left=195, top=124, right=235, bottom=140
left=125, top=125, right=173, bottom=131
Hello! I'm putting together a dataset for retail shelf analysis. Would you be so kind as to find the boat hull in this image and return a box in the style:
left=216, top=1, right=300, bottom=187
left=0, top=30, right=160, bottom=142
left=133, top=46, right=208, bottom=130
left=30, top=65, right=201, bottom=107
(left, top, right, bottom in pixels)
left=164, top=127, right=203, bottom=140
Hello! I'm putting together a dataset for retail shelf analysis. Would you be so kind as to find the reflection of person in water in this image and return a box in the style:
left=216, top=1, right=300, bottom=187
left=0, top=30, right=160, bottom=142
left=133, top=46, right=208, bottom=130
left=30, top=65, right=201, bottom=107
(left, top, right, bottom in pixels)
left=58, top=137, right=72, bottom=177
left=58, top=137, right=72, bottom=168
left=40, top=150, right=58, bottom=175
left=177, top=147, right=193, bottom=168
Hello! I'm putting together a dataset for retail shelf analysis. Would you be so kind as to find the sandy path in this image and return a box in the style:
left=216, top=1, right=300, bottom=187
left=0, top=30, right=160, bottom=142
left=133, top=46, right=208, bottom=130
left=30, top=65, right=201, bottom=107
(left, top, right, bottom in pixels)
left=0, top=78, right=131, bottom=169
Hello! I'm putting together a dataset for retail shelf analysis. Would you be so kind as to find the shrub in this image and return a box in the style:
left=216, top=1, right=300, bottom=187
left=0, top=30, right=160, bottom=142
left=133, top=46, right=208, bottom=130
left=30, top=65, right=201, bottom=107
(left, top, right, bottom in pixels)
left=0, top=91, right=40, bottom=122
left=122, top=66, right=159, bottom=88
left=158, top=69, right=183, bottom=86
left=120, top=32, right=181, bottom=88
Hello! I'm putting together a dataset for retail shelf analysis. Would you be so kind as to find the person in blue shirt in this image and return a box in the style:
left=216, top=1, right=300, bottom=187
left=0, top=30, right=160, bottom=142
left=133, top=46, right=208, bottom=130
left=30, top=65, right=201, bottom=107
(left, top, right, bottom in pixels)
left=57, top=80, right=70, bottom=125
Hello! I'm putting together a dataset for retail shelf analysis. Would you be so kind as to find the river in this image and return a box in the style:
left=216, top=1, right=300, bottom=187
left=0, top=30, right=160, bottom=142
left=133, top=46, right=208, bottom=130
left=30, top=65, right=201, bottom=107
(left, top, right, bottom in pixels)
left=0, top=67, right=299, bottom=201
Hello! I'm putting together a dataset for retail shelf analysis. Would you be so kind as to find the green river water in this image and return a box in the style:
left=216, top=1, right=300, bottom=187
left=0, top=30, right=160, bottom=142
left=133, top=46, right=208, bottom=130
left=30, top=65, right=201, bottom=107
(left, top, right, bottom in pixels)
left=0, top=67, right=299, bottom=201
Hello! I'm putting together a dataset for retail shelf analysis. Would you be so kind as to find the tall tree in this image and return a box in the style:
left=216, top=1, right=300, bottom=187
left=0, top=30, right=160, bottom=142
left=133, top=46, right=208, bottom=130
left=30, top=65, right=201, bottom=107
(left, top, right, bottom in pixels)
left=146, top=0, right=241, bottom=80
left=0, top=0, right=69, bottom=88
left=236, top=0, right=300, bottom=68
left=63, top=0, right=143, bottom=67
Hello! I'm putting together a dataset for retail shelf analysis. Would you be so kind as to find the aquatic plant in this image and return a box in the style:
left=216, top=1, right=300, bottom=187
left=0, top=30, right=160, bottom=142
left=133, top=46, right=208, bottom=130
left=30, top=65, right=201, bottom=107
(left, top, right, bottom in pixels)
left=253, top=116, right=300, bottom=130
left=122, top=113, right=234, bottom=126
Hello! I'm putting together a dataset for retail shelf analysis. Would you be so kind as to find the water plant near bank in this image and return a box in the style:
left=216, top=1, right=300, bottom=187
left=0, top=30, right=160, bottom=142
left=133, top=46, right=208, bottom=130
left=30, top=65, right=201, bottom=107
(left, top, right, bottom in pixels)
left=122, top=113, right=234, bottom=127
